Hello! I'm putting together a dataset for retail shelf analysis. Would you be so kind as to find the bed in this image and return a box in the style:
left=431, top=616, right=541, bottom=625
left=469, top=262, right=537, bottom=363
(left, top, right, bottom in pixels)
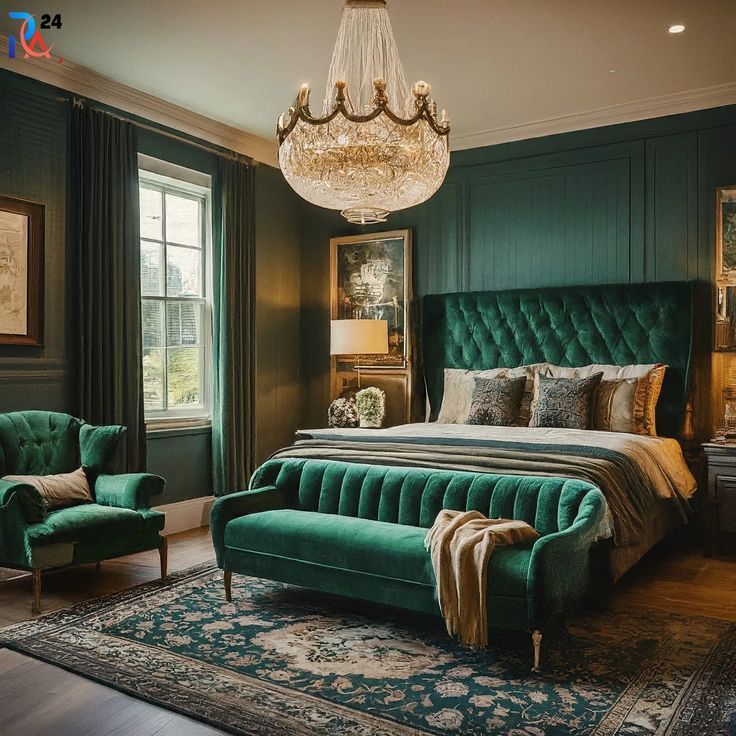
left=281, top=281, right=698, bottom=581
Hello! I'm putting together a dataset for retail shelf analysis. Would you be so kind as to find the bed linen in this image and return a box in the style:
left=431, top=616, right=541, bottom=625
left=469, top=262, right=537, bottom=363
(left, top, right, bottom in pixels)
left=276, top=423, right=696, bottom=549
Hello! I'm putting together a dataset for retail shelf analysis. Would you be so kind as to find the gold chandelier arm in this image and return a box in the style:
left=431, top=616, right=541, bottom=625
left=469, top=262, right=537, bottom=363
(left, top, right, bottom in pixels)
left=278, top=94, right=450, bottom=144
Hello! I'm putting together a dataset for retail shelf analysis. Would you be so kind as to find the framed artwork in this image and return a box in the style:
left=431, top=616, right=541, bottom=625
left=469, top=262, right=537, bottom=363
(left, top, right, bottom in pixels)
left=0, top=195, right=44, bottom=346
left=330, top=229, right=412, bottom=368
left=717, top=187, right=736, bottom=283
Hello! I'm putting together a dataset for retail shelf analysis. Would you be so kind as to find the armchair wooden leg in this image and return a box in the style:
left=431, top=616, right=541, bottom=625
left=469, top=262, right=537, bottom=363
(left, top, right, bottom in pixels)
left=32, top=569, right=42, bottom=616
left=158, top=537, right=168, bottom=579
left=224, top=570, right=232, bottom=602
left=531, top=629, right=543, bottom=672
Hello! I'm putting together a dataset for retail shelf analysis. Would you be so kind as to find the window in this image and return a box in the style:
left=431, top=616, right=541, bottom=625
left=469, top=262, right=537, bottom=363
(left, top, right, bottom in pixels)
left=138, top=160, right=212, bottom=426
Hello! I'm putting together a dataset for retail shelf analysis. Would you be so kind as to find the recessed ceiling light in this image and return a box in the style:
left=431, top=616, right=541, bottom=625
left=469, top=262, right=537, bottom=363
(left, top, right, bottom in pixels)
left=669, top=24, right=686, bottom=34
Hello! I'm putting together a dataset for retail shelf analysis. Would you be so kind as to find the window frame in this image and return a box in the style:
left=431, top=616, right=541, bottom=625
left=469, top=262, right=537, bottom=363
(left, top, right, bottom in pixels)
left=138, top=160, right=213, bottom=430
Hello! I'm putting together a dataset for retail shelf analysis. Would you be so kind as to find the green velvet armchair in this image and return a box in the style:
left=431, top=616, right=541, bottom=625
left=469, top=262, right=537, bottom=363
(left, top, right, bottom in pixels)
left=0, top=411, right=167, bottom=614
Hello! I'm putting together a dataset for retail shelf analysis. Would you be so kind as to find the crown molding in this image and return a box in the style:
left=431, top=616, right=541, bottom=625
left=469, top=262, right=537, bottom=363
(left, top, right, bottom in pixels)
left=3, top=32, right=734, bottom=163
left=451, top=82, right=736, bottom=151
left=0, top=34, right=279, bottom=167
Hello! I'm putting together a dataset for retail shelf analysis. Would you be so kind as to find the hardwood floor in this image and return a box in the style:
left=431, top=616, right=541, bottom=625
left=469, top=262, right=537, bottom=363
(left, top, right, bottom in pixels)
left=0, top=528, right=222, bottom=736
left=0, top=527, right=733, bottom=735
left=614, top=535, right=736, bottom=621
left=0, top=649, right=223, bottom=736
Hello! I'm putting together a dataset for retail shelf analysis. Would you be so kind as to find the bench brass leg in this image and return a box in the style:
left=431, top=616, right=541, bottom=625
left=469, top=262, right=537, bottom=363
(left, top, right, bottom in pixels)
left=531, top=629, right=543, bottom=672
left=32, top=569, right=42, bottom=616
left=159, top=537, right=168, bottom=579
left=224, top=570, right=232, bottom=602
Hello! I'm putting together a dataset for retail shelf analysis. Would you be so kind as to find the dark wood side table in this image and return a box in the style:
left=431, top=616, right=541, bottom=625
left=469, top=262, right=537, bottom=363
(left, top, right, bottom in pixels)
left=703, top=442, right=736, bottom=556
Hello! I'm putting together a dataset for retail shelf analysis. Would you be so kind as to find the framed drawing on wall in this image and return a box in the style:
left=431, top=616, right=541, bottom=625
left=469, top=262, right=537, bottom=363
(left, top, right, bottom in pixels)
left=0, top=195, right=44, bottom=346
left=330, top=229, right=412, bottom=368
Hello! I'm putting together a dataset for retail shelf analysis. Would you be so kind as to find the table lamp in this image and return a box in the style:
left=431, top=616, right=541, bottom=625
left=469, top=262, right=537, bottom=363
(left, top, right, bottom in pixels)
left=330, top=319, right=389, bottom=388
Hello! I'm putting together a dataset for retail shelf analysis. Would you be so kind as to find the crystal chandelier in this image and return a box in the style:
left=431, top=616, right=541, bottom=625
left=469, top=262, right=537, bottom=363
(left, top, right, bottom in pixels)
left=277, top=0, right=450, bottom=225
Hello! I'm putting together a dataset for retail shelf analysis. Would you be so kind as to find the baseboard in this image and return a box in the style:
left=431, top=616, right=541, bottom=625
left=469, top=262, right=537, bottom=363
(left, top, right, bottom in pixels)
left=153, top=496, right=214, bottom=535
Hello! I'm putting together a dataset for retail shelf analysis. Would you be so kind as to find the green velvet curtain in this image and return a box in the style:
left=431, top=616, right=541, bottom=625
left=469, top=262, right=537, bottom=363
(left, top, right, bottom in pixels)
left=212, top=157, right=255, bottom=495
left=72, top=105, right=146, bottom=472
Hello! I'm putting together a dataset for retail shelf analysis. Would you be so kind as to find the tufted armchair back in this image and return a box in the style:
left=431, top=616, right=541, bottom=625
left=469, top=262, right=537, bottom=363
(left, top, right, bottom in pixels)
left=251, top=458, right=598, bottom=536
left=0, top=411, right=83, bottom=477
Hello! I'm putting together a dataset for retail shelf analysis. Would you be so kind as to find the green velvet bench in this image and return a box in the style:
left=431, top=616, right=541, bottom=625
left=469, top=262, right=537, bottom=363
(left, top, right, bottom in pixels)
left=0, top=411, right=167, bottom=614
left=210, top=458, right=606, bottom=668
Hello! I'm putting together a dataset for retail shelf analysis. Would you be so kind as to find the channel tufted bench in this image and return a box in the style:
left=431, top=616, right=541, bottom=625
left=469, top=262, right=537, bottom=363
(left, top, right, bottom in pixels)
left=210, top=458, right=606, bottom=668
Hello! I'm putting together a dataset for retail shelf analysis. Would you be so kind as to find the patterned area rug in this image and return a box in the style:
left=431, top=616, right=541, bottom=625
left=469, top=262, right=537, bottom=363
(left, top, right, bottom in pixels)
left=1, top=563, right=734, bottom=735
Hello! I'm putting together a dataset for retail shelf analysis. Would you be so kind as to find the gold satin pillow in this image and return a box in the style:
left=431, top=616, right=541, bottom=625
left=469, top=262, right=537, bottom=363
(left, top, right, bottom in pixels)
left=592, top=378, right=638, bottom=433
left=630, top=364, right=666, bottom=436
left=3, top=467, right=92, bottom=511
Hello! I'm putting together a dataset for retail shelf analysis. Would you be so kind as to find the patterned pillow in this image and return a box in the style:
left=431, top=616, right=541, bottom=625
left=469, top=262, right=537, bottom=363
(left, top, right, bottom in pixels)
left=530, top=373, right=603, bottom=429
left=466, top=376, right=527, bottom=426
left=436, top=367, right=508, bottom=423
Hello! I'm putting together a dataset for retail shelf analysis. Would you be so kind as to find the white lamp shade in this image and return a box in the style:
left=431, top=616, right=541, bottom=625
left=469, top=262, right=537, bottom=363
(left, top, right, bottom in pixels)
left=330, top=319, right=389, bottom=356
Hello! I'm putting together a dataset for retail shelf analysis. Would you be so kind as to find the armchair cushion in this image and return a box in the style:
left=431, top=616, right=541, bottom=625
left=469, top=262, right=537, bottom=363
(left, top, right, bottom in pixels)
left=26, top=504, right=149, bottom=545
left=80, top=424, right=126, bottom=479
left=94, top=473, right=165, bottom=510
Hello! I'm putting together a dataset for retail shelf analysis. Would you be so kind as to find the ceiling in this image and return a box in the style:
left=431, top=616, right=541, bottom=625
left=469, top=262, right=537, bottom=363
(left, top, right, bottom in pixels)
left=2, top=0, right=736, bottom=152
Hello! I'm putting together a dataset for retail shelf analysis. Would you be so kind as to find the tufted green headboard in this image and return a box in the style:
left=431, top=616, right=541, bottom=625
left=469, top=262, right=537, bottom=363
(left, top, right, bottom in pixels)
left=422, top=281, right=694, bottom=437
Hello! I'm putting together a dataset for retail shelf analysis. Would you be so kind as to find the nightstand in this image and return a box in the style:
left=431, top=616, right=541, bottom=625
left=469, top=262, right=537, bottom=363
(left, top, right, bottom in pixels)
left=703, top=442, right=736, bottom=556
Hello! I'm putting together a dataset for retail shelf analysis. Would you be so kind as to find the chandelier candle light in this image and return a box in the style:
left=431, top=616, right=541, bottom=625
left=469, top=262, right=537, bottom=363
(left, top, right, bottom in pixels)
left=277, top=0, right=450, bottom=224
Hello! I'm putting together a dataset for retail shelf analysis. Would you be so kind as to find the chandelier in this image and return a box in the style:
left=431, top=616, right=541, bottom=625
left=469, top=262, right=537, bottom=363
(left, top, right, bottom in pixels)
left=277, top=0, right=450, bottom=225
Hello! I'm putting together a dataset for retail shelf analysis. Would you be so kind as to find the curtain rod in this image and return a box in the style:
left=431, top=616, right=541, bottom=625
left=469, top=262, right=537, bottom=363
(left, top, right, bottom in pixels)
left=70, top=96, right=255, bottom=165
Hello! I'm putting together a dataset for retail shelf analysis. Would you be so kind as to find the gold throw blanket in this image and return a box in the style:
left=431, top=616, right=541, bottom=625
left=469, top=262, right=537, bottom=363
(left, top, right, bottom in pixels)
left=425, top=510, right=540, bottom=648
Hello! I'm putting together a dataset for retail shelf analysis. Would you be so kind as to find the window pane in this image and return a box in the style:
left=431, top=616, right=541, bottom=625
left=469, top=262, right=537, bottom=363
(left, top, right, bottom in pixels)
left=165, top=192, right=200, bottom=246
left=167, top=245, right=202, bottom=297
left=141, top=300, right=164, bottom=347
left=140, top=187, right=162, bottom=240
left=143, top=348, right=165, bottom=411
left=167, top=347, right=201, bottom=408
left=167, top=301, right=201, bottom=347
left=140, top=241, right=164, bottom=296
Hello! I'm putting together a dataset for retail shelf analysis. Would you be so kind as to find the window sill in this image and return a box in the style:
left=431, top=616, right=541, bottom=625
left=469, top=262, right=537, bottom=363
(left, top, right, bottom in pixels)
left=146, top=418, right=212, bottom=439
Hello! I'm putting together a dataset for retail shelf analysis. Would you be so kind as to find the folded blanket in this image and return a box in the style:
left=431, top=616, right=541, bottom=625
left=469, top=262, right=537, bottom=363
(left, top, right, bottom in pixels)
left=425, top=510, right=540, bottom=648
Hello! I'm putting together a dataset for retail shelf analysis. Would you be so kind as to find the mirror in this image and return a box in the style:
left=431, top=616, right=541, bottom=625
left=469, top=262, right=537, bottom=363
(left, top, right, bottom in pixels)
left=715, top=187, right=736, bottom=350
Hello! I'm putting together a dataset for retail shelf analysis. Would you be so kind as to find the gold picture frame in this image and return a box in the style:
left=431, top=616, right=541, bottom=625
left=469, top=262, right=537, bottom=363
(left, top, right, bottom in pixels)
left=716, top=187, right=736, bottom=350
left=0, top=194, right=44, bottom=346
left=330, top=229, right=412, bottom=369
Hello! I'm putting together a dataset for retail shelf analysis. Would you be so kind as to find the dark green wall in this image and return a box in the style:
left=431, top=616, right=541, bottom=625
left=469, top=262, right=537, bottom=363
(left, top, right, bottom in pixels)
left=0, top=72, right=74, bottom=412
left=0, top=70, right=305, bottom=502
left=254, top=166, right=302, bottom=463
left=300, top=105, right=736, bottom=438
